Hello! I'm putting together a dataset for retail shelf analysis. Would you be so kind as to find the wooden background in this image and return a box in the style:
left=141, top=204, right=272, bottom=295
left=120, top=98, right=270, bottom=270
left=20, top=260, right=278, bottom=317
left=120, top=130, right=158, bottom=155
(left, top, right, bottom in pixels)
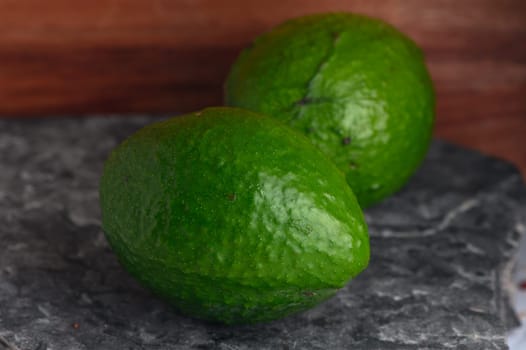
left=0, top=0, right=525, bottom=175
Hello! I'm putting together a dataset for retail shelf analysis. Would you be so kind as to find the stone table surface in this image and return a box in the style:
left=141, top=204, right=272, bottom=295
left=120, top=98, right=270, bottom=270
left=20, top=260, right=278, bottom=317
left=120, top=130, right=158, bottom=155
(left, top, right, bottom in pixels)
left=0, top=117, right=525, bottom=350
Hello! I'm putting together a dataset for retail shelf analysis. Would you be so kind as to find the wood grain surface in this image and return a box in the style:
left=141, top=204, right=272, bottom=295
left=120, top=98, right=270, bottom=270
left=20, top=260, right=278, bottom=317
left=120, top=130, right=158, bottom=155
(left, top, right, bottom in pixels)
left=0, top=0, right=525, bottom=174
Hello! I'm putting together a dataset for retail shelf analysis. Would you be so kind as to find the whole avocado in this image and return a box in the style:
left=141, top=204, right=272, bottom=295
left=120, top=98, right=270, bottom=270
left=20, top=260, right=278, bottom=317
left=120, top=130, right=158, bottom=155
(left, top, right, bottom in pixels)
left=225, top=13, right=435, bottom=207
left=100, top=107, right=369, bottom=324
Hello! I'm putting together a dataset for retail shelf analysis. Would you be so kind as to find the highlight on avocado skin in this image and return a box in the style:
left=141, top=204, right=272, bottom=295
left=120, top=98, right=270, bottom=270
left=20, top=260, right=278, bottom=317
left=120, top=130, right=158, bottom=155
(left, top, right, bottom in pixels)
left=225, top=12, right=435, bottom=208
left=99, top=107, right=370, bottom=325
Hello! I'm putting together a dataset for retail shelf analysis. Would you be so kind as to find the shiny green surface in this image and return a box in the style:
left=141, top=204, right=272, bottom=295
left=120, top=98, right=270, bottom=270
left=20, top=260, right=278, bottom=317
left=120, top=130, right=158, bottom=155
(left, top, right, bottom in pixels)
left=225, top=13, right=435, bottom=207
left=99, top=107, right=369, bottom=324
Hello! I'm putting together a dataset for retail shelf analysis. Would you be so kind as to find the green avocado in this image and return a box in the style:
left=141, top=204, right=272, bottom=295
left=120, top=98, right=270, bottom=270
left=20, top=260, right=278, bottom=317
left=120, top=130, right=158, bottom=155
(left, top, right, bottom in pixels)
left=99, top=107, right=369, bottom=324
left=225, top=13, right=435, bottom=207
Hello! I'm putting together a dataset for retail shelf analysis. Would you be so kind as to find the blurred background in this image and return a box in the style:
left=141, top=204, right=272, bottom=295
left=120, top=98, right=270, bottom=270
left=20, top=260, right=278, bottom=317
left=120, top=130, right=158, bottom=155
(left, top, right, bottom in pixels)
left=0, top=0, right=524, bottom=175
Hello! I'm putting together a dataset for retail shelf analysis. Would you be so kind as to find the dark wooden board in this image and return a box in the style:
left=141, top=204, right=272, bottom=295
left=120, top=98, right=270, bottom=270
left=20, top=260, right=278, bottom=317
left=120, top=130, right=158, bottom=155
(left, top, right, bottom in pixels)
left=0, top=0, right=525, bottom=173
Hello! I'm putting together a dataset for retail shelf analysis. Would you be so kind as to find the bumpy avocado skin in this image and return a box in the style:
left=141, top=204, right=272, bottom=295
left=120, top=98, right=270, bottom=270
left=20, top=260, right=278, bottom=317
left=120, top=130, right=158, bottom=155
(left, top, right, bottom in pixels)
left=100, top=107, right=369, bottom=324
left=225, top=13, right=435, bottom=207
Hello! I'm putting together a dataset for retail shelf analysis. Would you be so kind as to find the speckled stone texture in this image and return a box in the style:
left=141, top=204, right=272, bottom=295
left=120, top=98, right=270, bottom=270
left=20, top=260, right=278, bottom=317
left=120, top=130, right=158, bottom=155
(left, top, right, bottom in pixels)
left=0, top=117, right=525, bottom=350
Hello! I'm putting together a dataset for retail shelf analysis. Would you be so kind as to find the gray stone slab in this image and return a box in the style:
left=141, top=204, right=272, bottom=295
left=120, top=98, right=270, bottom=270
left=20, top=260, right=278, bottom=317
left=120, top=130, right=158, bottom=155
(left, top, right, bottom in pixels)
left=0, top=117, right=525, bottom=350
